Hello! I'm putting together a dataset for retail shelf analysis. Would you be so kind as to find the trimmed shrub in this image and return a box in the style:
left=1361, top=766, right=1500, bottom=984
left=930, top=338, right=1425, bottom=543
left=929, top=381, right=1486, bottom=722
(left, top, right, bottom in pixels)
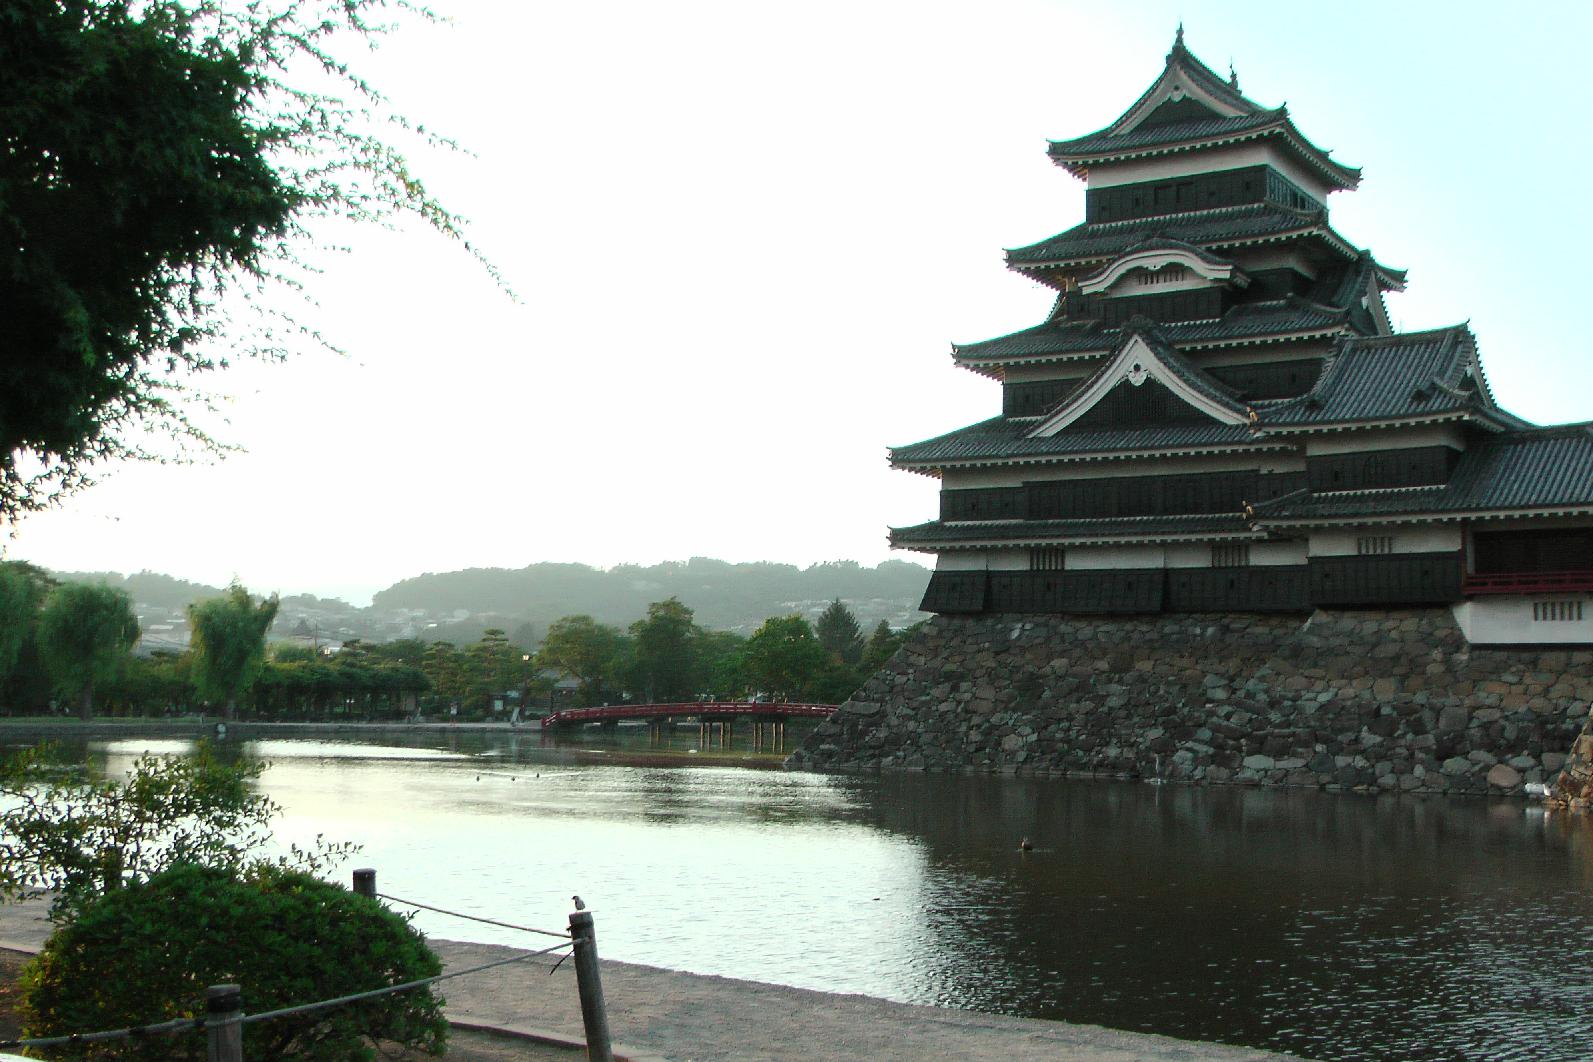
left=21, top=863, right=446, bottom=1060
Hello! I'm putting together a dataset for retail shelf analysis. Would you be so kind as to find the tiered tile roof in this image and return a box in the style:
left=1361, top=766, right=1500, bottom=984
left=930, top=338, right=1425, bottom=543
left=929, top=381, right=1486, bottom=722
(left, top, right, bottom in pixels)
left=1255, top=427, right=1593, bottom=524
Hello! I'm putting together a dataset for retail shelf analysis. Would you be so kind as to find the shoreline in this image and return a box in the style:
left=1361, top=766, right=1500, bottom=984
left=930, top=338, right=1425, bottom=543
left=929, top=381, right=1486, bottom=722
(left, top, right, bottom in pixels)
left=0, top=898, right=1300, bottom=1061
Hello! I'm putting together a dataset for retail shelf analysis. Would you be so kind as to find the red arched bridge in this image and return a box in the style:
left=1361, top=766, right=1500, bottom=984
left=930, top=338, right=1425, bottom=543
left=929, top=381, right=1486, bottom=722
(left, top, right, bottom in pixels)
left=541, top=701, right=838, bottom=729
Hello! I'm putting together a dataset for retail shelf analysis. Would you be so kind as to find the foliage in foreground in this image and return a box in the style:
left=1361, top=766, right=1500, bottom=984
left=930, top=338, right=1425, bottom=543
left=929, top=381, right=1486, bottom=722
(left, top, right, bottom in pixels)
left=21, top=863, right=447, bottom=1061
left=0, top=0, right=478, bottom=518
left=0, top=742, right=349, bottom=919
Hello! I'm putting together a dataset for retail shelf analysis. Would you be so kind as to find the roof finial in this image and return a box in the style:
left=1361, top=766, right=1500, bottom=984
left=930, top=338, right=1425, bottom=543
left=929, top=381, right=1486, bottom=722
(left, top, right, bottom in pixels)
left=1228, top=59, right=1240, bottom=91
left=1174, top=22, right=1185, bottom=49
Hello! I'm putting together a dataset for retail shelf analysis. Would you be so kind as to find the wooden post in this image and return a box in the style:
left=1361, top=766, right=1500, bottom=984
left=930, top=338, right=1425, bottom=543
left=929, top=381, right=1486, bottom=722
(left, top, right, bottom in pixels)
left=568, top=909, right=614, bottom=1062
left=352, top=868, right=376, bottom=899
left=206, top=984, right=243, bottom=1062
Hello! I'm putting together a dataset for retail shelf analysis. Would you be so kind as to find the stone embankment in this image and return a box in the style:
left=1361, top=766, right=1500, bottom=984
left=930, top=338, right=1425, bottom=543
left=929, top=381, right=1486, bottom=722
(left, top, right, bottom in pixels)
left=790, top=609, right=1593, bottom=796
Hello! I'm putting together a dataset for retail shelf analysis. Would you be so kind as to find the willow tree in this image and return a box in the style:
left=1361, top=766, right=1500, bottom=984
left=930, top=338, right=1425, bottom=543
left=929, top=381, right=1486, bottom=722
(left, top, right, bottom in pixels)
left=189, top=584, right=279, bottom=720
left=37, top=583, right=141, bottom=719
left=0, top=562, right=53, bottom=697
left=0, top=0, right=487, bottom=519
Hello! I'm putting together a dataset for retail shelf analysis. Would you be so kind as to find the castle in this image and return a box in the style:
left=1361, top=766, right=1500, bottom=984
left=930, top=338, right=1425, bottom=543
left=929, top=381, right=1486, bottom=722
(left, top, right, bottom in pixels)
left=891, top=30, right=1593, bottom=646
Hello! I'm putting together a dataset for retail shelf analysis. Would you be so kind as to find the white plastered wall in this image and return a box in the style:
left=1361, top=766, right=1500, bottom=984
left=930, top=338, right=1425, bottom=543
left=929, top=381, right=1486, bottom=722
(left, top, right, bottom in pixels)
left=935, top=550, right=1026, bottom=572
left=1303, top=424, right=1467, bottom=456
left=1453, top=597, right=1593, bottom=645
left=1307, top=527, right=1462, bottom=556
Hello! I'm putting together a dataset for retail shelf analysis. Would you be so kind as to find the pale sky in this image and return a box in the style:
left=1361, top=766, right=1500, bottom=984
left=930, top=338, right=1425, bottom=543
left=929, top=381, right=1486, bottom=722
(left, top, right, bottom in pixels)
left=6, top=1, right=1592, bottom=605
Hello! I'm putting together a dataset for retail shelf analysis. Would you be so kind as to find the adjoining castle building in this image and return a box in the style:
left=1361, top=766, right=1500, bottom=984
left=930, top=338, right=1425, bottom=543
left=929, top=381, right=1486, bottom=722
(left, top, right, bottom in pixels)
left=893, top=31, right=1593, bottom=645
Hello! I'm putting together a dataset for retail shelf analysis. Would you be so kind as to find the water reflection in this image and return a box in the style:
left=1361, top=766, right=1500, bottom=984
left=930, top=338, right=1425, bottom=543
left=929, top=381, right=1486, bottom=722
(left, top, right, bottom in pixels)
left=20, top=731, right=1593, bottom=1061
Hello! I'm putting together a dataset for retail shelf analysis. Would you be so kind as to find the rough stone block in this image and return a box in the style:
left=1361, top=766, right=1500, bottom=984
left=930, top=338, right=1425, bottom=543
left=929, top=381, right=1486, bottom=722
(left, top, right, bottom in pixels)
left=1486, top=763, right=1523, bottom=789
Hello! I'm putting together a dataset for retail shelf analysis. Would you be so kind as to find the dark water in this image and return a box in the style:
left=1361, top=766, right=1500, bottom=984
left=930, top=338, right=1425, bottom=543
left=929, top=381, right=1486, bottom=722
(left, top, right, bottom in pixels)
left=44, top=730, right=1593, bottom=1061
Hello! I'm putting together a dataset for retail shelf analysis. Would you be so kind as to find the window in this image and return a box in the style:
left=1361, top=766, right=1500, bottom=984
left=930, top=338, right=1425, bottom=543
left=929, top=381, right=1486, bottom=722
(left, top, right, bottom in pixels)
left=1135, top=264, right=1187, bottom=287
left=1211, top=543, right=1250, bottom=568
left=1533, top=600, right=1584, bottom=622
left=1357, top=535, right=1394, bottom=556
left=1029, top=548, right=1066, bottom=571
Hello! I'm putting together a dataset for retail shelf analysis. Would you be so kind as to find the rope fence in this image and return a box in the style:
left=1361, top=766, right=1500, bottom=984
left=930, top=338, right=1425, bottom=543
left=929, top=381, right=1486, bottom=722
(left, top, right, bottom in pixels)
left=0, top=868, right=613, bottom=1062
left=0, top=1015, right=201, bottom=1051
left=376, top=890, right=572, bottom=939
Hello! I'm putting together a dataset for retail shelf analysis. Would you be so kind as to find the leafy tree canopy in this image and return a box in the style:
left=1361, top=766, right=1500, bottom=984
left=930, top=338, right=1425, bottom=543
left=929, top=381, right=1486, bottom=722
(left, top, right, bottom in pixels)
left=536, top=615, right=624, bottom=705
left=0, top=561, right=53, bottom=689
left=630, top=597, right=699, bottom=703
left=188, top=583, right=279, bottom=717
left=742, top=615, right=827, bottom=702
left=0, top=0, right=476, bottom=518
left=36, top=581, right=140, bottom=718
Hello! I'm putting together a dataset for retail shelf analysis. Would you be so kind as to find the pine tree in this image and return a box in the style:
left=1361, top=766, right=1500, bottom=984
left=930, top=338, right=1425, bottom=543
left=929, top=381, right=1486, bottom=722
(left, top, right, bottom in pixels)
left=815, top=599, right=864, bottom=665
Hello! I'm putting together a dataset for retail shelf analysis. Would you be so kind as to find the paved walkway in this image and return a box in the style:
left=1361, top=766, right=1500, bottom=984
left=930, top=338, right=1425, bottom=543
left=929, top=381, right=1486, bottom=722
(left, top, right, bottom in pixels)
left=0, top=900, right=1300, bottom=1061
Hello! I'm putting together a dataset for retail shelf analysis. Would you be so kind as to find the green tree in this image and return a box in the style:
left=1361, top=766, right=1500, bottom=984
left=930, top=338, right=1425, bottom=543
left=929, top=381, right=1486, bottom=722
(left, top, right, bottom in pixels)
left=537, top=616, right=624, bottom=706
left=815, top=598, right=864, bottom=665
left=0, top=562, right=52, bottom=696
left=862, top=619, right=906, bottom=670
left=742, top=615, right=827, bottom=702
left=695, top=629, right=747, bottom=698
left=630, top=597, right=699, bottom=702
left=37, top=582, right=140, bottom=719
left=0, top=742, right=297, bottom=915
left=102, top=651, right=193, bottom=717
left=22, top=863, right=446, bottom=1060
left=188, top=583, right=279, bottom=720
left=0, top=0, right=480, bottom=518
left=461, top=628, right=529, bottom=713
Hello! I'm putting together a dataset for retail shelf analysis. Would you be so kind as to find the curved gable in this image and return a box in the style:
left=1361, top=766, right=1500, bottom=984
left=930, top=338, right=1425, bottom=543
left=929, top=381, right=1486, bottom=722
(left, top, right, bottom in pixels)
left=1078, top=245, right=1244, bottom=295
left=1030, top=331, right=1250, bottom=437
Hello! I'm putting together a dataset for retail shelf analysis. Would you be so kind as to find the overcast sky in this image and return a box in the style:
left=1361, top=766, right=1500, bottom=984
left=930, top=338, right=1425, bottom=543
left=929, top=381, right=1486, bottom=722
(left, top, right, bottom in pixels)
left=6, top=0, right=1592, bottom=605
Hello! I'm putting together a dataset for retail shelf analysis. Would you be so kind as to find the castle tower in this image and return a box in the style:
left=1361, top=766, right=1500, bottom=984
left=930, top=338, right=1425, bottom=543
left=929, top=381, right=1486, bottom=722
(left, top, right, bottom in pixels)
left=893, top=33, right=1593, bottom=643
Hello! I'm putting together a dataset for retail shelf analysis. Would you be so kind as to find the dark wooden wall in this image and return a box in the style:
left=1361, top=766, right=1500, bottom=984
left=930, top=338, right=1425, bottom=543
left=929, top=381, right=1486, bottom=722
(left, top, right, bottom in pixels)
left=919, top=570, right=989, bottom=613
left=1069, top=379, right=1211, bottom=430
left=940, top=487, right=1025, bottom=522
left=1027, top=470, right=1251, bottom=518
left=1474, top=528, right=1593, bottom=573
left=1306, top=446, right=1459, bottom=492
left=939, top=470, right=1306, bottom=522
left=1004, top=378, right=1081, bottom=418
left=1307, top=552, right=1462, bottom=606
left=923, top=566, right=1312, bottom=615
left=1085, top=165, right=1315, bottom=223
left=1097, top=287, right=1226, bottom=326
left=1165, top=567, right=1310, bottom=612
left=1204, top=358, right=1324, bottom=401
left=920, top=556, right=1465, bottom=615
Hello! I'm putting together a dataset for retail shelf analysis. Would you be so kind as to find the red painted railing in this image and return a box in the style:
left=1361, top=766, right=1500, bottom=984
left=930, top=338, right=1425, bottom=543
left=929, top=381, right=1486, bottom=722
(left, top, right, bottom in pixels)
left=541, top=701, right=838, bottom=729
left=1462, top=570, right=1593, bottom=595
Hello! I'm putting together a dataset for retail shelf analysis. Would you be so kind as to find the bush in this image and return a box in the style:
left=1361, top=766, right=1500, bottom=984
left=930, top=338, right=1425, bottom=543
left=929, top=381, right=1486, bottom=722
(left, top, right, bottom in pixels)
left=21, top=863, right=447, bottom=1060
left=0, top=741, right=332, bottom=920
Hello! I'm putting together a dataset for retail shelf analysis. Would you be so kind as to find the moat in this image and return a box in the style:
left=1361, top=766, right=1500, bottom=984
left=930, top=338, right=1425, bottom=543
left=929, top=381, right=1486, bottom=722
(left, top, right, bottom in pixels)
left=17, top=728, right=1593, bottom=1062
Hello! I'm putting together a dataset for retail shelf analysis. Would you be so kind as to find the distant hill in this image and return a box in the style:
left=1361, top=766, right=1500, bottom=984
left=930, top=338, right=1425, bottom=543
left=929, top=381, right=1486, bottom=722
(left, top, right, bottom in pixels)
left=373, top=558, right=931, bottom=633
left=49, top=558, right=931, bottom=644
left=49, top=570, right=224, bottom=612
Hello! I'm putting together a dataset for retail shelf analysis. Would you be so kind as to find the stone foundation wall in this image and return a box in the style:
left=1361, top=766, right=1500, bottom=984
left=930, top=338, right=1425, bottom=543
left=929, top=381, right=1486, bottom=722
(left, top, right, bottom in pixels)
left=789, top=609, right=1593, bottom=796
